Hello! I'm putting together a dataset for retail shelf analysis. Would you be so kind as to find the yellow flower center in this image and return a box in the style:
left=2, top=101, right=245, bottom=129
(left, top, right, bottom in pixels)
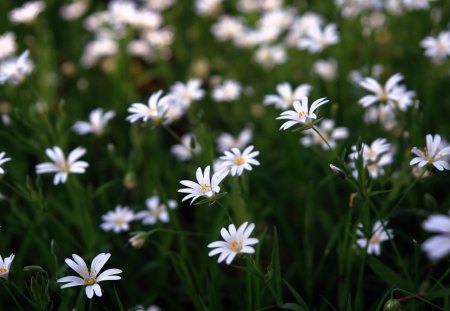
left=234, top=156, right=245, bottom=166
left=0, top=268, right=8, bottom=274
left=200, top=183, right=211, bottom=193
left=366, top=149, right=377, bottom=158
left=229, top=240, right=242, bottom=252
left=369, top=233, right=380, bottom=245
left=298, top=111, right=308, bottom=119
left=114, top=216, right=125, bottom=226
left=379, top=93, right=388, bottom=102
left=84, top=277, right=96, bottom=286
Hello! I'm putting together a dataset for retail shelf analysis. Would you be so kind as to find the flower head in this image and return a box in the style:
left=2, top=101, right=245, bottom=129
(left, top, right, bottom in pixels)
left=169, top=79, right=205, bottom=107
left=73, top=108, right=115, bottom=136
left=410, top=134, right=450, bottom=171
left=216, top=128, right=252, bottom=153
left=358, top=73, right=403, bottom=108
left=298, top=24, right=339, bottom=54
left=57, top=253, right=122, bottom=299
left=349, top=138, right=393, bottom=179
left=422, top=213, right=450, bottom=260
left=356, top=220, right=393, bottom=256
left=178, top=166, right=228, bottom=204
left=263, top=82, right=312, bottom=110
left=35, top=146, right=89, bottom=185
left=0, top=254, right=15, bottom=280
left=170, top=133, right=201, bottom=161
left=0, top=32, right=17, bottom=60
left=220, top=145, right=260, bottom=176
left=100, top=205, right=135, bottom=233
left=212, top=80, right=242, bottom=102
left=135, top=196, right=177, bottom=225
left=9, top=1, right=45, bottom=24
left=0, top=50, right=34, bottom=85
left=277, top=96, right=329, bottom=130
left=421, top=31, right=450, bottom=64
left=0, top=152, right=11, bottom=175
left=208, top=222, right=259, bottom=264
left=126, top=90, right=171, bottom=123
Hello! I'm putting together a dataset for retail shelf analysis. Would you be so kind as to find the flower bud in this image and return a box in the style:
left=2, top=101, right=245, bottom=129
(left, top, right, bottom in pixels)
left=383, top=299, right=401, bottom=311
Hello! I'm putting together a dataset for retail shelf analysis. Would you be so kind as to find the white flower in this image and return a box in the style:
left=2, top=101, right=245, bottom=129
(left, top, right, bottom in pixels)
left=410, top=134, right=450, bottom=171
left=73, top=108, right=115, bottom=136
left=135, top=196, right=176, bottom=225
left=358, top=73, right=403, bottom=108
left=80, top=37, right=118, bottom=68
left=254, top=45, right=286, bottom=68
left=216, top=128, right=253, bottom=153
left=0, top=254, right=15, bottom=280
left=169, top=79, right=205, bottom=107
left=60, top=1, right=88, bottom=20
left=9, top=1, right=45, bottom=24
left=178, top=166, right=228, bottom=204
left=0, top=152, right=11, bottom=175
left=422, top=214, right=450, bottom=260
left=349, top=138, right=393, bottom=179
left=313, top=59, right=337, bottom=81
left=364, top=105, right=397, bottom=131
left=277, top=96, right=329, bottom=130
left=211, top=15, right=244, bottom=42
left=420, top=31, right=450, bottom=64
left=389, top=85, right=416, bottom=111
left=298, top=24, right=339, bottom=54
left=356, top=220, right=393, bottom=256
left=263, top=82, right=312, bottom=110
left=208, top=222, right=259, bottom=264
left=300, top=119, right=348, bottom=150
left=35, top=146, right=89, bottom=185
left=403, top=0, right=434, bottom=10
left=57, top=253, right=122, bottom=299
left=100, top=205, right=135, bottom=233
left=0, top=32, right=17, bottom=60
left=126, top=90, right=171, bottom=123
left=195, top=0, right=223, bottom=16
left=170, top=133, right=201, bottom=161
left=212, top=80, right=242, bottom=102
left=220, top=145, right=260, bottom=176
left=0, top=50, right=34, bottom=85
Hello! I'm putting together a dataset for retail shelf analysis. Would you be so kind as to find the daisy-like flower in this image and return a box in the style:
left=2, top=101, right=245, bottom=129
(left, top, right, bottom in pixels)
left=212, top=80, right=242, bottom=102
left=169, top=79, right=205, bottom=107
left=298, top=24, right=339, bottom=54
left=135, top=196, right=177, bottom=225
left=216, top=128, right=252, bottom=153
left=0, top=32, right=17, bottom=60
left=0, top=254, right=15, bottom=280
left=389, top=85, right=416, bottom=111
left=208, top=222, right=259, bottom=264
left=57, top=253, right=122, bottom=299
left=100, top=205, right=135, bottom=233
left=356, top=220, right=393, bottom=256
left=35, top=146, right=89, bottom=185
left=421, top=31, right=450, bottom=64
left=358, top=73, right=403, bottom=108
left=300, top=119, right=349, bottom=150
left=170, top=133, right=201, bottom=161
left=0, top=50, right=34, bottom=85
left=0, top=152, right=11, bottom=175
left=9, top=1, right=45, bottom=24
left=73, top=108, right=116, bottom=136
left=263, top=82, right=312, bottom=110
left=410, top=134, right=450, bottom=171
left=126, top=90, right=171, bottom=124
left=422, top=213, right=450, bottom=260
left=349, top=138, right=393, bottom=179
left=220, top=145, right=260, bottom=176
left=178, top=166, right=228, bottom=205
left=277, top=96, right=329, bottom=130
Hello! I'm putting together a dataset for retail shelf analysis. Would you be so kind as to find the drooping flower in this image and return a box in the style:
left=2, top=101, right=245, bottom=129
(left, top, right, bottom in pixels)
left=277, top=96, right=329, bottom=130
left=0, top=254, right=15, bottom=280
left=410, top=134, right=450, bottom=171
left=178, top=166, right=228, bottom=204
left=220, top=145, right=260, bottom=176
left=208, top=222, right=259, bottom=264
left=0, top=152, right=11, bottom=175
left=358, top=73, right=403, bottom=108
left=135, top=196, right=177, bottom=225
left=57, top=253, right=122, bottom=299
left=73, top=108, right=116, bottom=136
left=35, top=146, right=89, bottom=185
left=422, top=213, right=450, bottom=260
left=356, top=220, right=393, bottom=256
left=100, top=205, right=135, bottom=233
left=263, top=82, right=312, bottom=110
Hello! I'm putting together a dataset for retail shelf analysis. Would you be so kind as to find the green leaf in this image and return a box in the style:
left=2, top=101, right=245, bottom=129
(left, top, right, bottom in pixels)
left=280, top=303, right=307, bottom=311
left=283, top=280, right=310, bottom=311
left=265, top=227, right=283, bottom=306
left=367, top=257, right=409, bottom=289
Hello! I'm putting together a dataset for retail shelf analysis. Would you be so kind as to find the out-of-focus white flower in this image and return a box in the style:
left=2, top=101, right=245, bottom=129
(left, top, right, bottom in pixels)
left=57, top=253, right=122, bottom=299
left=136, top=305, right=161, bottom=311
left=170, top=79, right=205, bottom=107
left=211, top=15, right=245, bottom=42
left=277, top=96, right=329, bottom=130
left=356, top=220, right=393, bottom=256
left=403, top=0, right=434, bottom=10
left=364, top=105, right=397, bottom=131
left=60, top=0, right=88, bottom=20
left=208, top=222, right=259, bottom=264
left=108, top=0, right=137, bottom=26
left=313, top=59, right=337, bottom=81
left=0, top=32, right=17, bottom=60
left=101, top=205, right=135, bottom=233
left=422, top=213, right=450, bottom=260
left=73, top=108, right=115, bottom=136
left=171, top=133, right=201, bottom=161
left=410, top=134, right=450, bottom=171
left=389, top=85, right=415, bottom=111
left=135, top=196, right=177, bottom=225
left=254, top=45, right=286, bottom=68
left=0, top=152, right=11, bottom=175
left=300, top=119, right=348, bottom=150
left=358, top=73, right=404, bottom=108
left=0, top=254, right=14, bottom=280
left=264, top=82, right=312, bottom=110
left=0, top=50, right=34, bottom=85
left=212, top=80, right=242, bottom=102
left=298, top=24, right=339, bottom=54
left=178, top=166, right=228, bottom=204
left=420, top=31, right=450, bottom=64
left=220, top=145, right=260, bottom=176
left=143, top=28, right=174, bottom=49
left=131, top=9, right=162, bottom=30
left=349, top=138, right=393, bottom=179
left=127, top=40, right=154, bottom=62
left=144, top=0, right=175, bottom=11
left=216, top=128, right=253, bottom=153
left=9, top=1, right=45, bottom=24
left=127, top=90, right=173, bottom=123
left=81, top=37, right=118, bottom=68
left=195, top=0, right=223, bottom=16
left=35, top=146, right=89, bottom=185
left=286, top=12, right=323, bottom=46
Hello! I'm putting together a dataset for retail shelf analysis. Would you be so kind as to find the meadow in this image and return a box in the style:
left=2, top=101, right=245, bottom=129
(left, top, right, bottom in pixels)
left=1, top=0, right=450, bottom=310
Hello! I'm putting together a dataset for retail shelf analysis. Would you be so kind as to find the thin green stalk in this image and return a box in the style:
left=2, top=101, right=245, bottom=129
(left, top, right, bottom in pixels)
left=2, top=282, right=24, bottom=311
